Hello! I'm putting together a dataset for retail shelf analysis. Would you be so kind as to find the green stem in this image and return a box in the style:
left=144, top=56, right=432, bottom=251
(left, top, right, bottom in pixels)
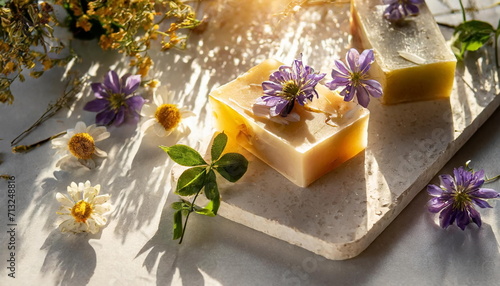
left=485, top=174, right=500, bottom=183
left=458, top=0, right=467, bottom=22
left=178, top=190, right=201, bottom=244
left=496, top=20, right=499, bottom=68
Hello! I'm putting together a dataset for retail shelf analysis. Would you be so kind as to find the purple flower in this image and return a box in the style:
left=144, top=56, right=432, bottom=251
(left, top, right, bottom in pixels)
left=326, top=49, right=382, bottom=108
left=84, top=70, right=145, bottom=126
left=383, top=0, right=425, bottom=22
left=427, top=167, right=500, bottom=230
left=254, top=57, right=325, bottom=119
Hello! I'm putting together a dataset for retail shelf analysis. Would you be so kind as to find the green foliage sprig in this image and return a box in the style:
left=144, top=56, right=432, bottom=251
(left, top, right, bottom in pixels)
left=161, top=132, right=248, bottom=244
left=451, top=0, right=500, bottom=67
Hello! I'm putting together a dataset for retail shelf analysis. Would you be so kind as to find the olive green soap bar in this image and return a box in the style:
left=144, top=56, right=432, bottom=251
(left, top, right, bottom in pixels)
left=209, top=59, right=369, bottom=187
left=351, top=0, right=456, bottom=105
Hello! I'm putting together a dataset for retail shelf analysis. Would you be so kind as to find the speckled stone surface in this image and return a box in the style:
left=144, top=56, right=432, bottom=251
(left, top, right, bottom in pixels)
left=174, top=40, right=500, bottom=261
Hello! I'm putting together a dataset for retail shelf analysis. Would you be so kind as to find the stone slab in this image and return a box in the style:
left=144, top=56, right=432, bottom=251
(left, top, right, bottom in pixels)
left=174, top=34, right=500, bottom=260
left=171, top=1, right=500, bottom=260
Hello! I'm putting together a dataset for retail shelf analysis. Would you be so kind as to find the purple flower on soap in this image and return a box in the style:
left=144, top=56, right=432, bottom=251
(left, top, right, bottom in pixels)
left=84, top=70, right=145, bottom=126
left=254, top=57, right=325, bottom=121
left=427, top=166, right=500, bottom=230
left=383, top=0, right=425, bottom=22
left=326, top=48, right=382, bottom=108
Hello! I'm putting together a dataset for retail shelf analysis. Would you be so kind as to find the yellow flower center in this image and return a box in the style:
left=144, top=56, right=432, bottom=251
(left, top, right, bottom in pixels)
left=109, top=92, right=126, bottom=110
left=155, top=104, right=181, bottom=131
left=68, top=133, right=95, bottom=160
left=281, top=80, right=300, bottom=100
left=71, top=200, right=93, bottom=223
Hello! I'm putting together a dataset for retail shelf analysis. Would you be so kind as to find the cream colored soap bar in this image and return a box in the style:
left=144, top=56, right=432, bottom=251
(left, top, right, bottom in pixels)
left=351, top=0, right=456, bottom=105
left=209, top=59, right=369, bottom=187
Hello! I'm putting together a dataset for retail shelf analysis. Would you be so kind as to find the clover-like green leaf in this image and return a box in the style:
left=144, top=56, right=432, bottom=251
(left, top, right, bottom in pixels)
left=173, top=210, right=183, bottom=240
left=160, top=145, right=207, bottom=166
left=211, top=132, right=228, bottom=161
left=176, top=166, right=207, bottom=196
left=214, top=153, right=248, bottom=182
left=194, top=198, right=220, bottom=217
left=204, top=169, right=219, bottom=201
left=454, top=20, right=495, bottom=53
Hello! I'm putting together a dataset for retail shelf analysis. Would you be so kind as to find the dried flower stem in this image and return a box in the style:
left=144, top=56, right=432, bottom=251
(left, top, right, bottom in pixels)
left=464, top=160, right=500, bottom=183
left=10, top=74, right=85, bottom=146
left=12, top=131, right=66, bottom=153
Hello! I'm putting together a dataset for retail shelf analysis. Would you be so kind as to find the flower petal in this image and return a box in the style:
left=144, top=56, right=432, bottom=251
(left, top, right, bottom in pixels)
left=126, top=95, right=146, bottom=112
left=356, top=85, right=370, bottom=108
left=439, top=205, right=457, bottom=229
left=113, top=106, right=126, bottom=126
left=469, top=207, right=482, bottom=227
left=427, top=184, right=444, bottom=196
left=470, top=188, right=499, bottom=199
left=56, top=193, right=74, bottom=207
left=103, top=70, right=121, bottom=94
left=74, top=121, right=87, bottom=133
left=427, top=197, right=450, bottom=213
left=472, top=198, right=492, bottom=208
left=122, top=74, right=141, bottom=95
left=456, top=209, right=470, bottom=230
left=362, top=79, right=383, bottom=98
left=91, top=83, right=108, bottom=99
left=439, top=174, right=455, bottom=191
left=96, top=109, right=116, bottom=126
left=358, top=49, right=374, bottom=74
left=346, top=48, right=360, bottom=72
left=84, top=99, right=110, bottom=112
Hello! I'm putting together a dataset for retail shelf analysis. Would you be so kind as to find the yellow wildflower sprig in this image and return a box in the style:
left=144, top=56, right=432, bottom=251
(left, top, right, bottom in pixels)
left=0, top=0, right=75, bottom=104
left=61, top=0, right=202, bottom=77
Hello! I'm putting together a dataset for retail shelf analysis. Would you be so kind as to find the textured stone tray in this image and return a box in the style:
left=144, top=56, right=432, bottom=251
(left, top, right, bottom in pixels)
left=167, top=0, right=500, bottom=260
left=174, top=43, right=500, bottom=260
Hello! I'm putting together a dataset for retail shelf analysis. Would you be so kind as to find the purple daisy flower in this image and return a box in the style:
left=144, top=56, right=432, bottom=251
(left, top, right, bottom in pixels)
left=383, top=0, right=425, bottom=22
left=84, top=70, right=145, bottom=126
left=254, top=57, right=325, bottom=119
left=326, top=49, right=382, bottom=108
left=427, top=166, right=500, bottom=230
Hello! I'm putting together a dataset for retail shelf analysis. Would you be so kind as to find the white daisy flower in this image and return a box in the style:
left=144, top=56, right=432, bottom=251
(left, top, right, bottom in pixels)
left=51, top=121, right=110, bottom=169
left=56, top=181, right=112, bottom=234
left=140, top=91, right=195, bottom=137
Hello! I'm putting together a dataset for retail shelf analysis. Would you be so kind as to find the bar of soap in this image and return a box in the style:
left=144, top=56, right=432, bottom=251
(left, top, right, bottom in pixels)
left=209, top=59, right=369, bottom=187
left=351, top=0, right=456, bottom=105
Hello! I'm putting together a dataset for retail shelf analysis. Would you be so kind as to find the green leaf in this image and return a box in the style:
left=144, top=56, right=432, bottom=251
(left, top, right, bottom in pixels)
left=211, top=132, right=228, bottom=161
left=194, top=198, right=220, bottom=217
left=176, top=166, right=207, bottom=196
left=194, top=206, right=216, bottom=217
left=454, top=20, right=495, bottom=52
left=208, top=196, right=220, bottom=215
left=214, top=153, right=248, bottom=182
left=160, top=145, right=207, bottom=166
left=171, top=202, right=184, bottom=210
left=173, top=210, right=183, bottom=240
left=204, top=169, right=219, bottom=201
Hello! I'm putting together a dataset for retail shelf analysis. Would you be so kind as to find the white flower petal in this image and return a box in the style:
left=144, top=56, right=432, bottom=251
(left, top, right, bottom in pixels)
left=153, top=92, right=163, bottom=106
left=80, top=158, right=96, bottom=169
left=84, top=187, right=98, bottom=202
left=74, top=121, right=87, bottom=133
left=86, top=220, right=100, bottom=234
left=93, top=194, right=110, bottom=205
left=94, top=147, right=107, bottom=158
left=141, top=104, right=157, bottom=117
left=153, top=122, right=168, bottom=137
left=56, top=193, right=75, bottom=207
left=59, top=219, right=82, bottom=233
left=91, top=213, right=108, bottom=226
left=93, top=203, right=111, bottom=214
left=141, top=118, right=157, bottom=133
